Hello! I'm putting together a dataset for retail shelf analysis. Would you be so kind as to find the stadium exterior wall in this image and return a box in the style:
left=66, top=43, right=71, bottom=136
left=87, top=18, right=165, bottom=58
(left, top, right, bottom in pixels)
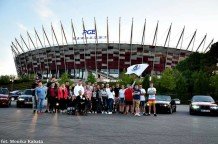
left=14, top=43, right=192, bottom=78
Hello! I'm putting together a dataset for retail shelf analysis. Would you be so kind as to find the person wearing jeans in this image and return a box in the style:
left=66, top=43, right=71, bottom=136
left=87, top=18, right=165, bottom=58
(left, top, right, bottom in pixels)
left=106, top=86, right=115, bottom=114
left=35, top=81, right=47, bottom=113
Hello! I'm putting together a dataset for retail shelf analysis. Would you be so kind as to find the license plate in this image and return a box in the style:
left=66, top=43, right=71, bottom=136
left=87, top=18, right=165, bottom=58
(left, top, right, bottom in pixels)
left=201, top=110, right=210, bottom=112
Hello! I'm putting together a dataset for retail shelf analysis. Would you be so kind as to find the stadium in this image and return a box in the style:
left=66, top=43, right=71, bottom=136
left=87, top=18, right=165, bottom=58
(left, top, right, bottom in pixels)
left=11, top=18, right=213, bottom=80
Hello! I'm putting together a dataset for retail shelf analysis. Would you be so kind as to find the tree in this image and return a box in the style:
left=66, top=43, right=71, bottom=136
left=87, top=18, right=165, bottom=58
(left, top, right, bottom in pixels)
left=0, top=75, right=10, bottom=84
left=86, top=72, right=96, bottom=83
left=192, top=71, right=210, bottom=95
left=142, top=75, right=150, bottom=90
left=159, top=68, right=176, bottom=93
left=210, top=74, right=218, bottom=99
left=173, top=69, right=188, bottom=101
left=58, top=73, right=73, bottom=85
left=118, top=71, right=134, bottom=86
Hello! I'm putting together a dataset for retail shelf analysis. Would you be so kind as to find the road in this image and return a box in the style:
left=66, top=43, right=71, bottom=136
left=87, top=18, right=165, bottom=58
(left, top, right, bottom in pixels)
left=0, top=103, right=218, bottom=144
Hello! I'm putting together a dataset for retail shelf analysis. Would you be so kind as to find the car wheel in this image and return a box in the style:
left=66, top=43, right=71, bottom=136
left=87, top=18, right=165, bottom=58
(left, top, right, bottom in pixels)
left=168, top=108, right=173, bottom=114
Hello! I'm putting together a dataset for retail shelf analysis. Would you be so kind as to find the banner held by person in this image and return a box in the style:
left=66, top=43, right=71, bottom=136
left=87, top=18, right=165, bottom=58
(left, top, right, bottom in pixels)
left=125, top=64, right=149, bottom=76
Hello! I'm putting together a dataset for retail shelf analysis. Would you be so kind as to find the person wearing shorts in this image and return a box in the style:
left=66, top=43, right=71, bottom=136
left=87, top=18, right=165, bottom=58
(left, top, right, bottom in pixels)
left=119, top=85, right=125, bottom=114
left=139, top=84, right=146, bottom=115
left=133, top=85, right=141, bottom=116
left=124, top=85, right=133, bottom=115
left=147, top=82, right=157, bottom=116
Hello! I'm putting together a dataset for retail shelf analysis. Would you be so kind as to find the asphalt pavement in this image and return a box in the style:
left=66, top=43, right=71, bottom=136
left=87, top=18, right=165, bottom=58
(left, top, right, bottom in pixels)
left=0, top=102, right=218, bottom=144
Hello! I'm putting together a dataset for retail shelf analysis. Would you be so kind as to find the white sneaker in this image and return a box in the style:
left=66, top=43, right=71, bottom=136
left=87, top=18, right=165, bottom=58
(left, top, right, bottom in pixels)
left=108, top=112, right=112, bottom=115
left=135, top=113, right=141, bottom=117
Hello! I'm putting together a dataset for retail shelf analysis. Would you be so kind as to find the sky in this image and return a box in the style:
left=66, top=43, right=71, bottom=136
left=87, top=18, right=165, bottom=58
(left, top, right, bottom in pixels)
left=0, top=0, right=217, bottom=76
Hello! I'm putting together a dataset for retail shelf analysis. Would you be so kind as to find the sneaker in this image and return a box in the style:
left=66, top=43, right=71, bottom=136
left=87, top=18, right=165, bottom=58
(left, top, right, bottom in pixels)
left=148, top=113, right=151, bottom=116
left=135, top=113, right=141, bottom=117
left=154, top=114, right=157, bottom=116
left=108, top=112, right=112, bottom=115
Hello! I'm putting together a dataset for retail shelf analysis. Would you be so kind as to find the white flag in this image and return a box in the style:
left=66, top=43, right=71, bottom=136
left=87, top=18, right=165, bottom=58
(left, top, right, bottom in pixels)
left=125, top=64, right=149, bottom=76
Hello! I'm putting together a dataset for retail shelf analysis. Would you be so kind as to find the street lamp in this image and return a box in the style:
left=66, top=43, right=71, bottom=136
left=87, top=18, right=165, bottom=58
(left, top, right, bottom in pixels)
left=10, top=76, right=15, bottom=91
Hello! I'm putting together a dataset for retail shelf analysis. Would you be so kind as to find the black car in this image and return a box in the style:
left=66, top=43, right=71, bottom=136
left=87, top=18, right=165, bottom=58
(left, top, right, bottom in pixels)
left=0, top=88, right=11, bottom=107
left=189, top=95, right=218, bottom=115
left=17, top=89, right=33, bottom=108
left=9, top=90, right=22, bottom=101
left=146, top=95, right=176, bottom=114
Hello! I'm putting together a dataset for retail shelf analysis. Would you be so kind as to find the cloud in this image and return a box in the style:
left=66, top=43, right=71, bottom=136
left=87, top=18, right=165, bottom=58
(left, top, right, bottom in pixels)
left=17, top=23, right=28, bottom=32
left=35, top=0, right=54, bottom=19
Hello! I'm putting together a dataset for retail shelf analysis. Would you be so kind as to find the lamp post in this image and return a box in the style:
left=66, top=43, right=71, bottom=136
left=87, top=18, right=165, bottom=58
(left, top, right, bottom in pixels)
left=10, top=76, right=15, bottom=92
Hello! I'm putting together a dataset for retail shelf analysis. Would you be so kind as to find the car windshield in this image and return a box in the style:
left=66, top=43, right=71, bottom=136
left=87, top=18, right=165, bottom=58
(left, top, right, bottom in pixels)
left=0, top=88, right=9, bottom=94
left=192, top=96, right=214, bottom=103
left=156, top=95, right=171, bottom=101
left=23, top=90, right=32, bottom=95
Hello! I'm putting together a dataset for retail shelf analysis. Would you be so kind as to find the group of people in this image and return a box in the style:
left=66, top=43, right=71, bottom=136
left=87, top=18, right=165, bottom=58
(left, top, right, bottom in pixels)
left=33, top=76, right=157, bottom=116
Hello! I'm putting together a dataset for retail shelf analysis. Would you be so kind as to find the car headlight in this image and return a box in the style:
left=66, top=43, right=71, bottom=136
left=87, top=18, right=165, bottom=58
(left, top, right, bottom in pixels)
left=210, top=106, right=218, bottom=110
left=56, top=103, right=59, bottom=106
left=146, top=103, right=149, bottom=106
left=192, top=105, right=200, bottom=109
left=18, top=98, right=25, bottom=101
left=164, top=104, right=170, bottom=107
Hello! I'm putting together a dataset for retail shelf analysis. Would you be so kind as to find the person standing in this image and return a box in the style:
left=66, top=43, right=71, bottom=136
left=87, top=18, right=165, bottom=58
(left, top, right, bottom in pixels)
left=118, top=85, right=125, bottom=114
left=32, top=81, right=38, bottom=113
left=124, top=85, right=133, bottom=115
left=139, top=84, right=146, bottom=115
left=133, top=85, right=141, bottom=116
left=147, top=82, right=157, bottom=116
left=100, top=86, right=108, bottom=114
left=84, top=85, right=92, bottom=113
left=35, top=81, right=47, bottom=113
left=48, top=83, right=58, bottom=113
left=91, top=86, right=98, bottom=113
left=58, top=84, right=68, bottom=113
left=114, top=83, right=120, bottom=112
left=74, top=80, right=84, bottom=97
left=106, top=86, right=115, bottom=115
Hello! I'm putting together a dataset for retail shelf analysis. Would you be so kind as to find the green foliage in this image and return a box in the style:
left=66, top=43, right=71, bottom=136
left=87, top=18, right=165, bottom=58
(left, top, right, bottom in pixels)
left=58, top=72, right=73, bottom=85
left=159, top=68, right=176, bottom=93
left=174, top=70, right=188, bottom=100
left=0, top=75, right=10, bottom=84
left=210, top=74, right=218, bottom=98
left=86, top=72, right=96, bottom=83
left=118, top=71, right=134, bottom=86
left=192, top=71, right=210, bottom=95
left=142, top=75, right=150, bottom=89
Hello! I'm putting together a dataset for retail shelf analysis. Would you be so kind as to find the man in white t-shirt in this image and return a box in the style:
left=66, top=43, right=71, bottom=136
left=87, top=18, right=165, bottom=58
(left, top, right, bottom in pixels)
left=147, top=82, right=157, bottom=116
left=139, top=84, right=146, bottom=115
left=74, top=80, right=85, bottom=97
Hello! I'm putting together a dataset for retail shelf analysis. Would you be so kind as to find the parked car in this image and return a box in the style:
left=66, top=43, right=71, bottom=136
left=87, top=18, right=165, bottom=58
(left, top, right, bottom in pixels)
left=189, top=95, right=218, bottom=115
left=17, top=89, right=33, bottom=108
left=173, top=98, right=181, bottom=105
left=9, top=90, right=22, bottom=101
left=0, top=88, right=11, bottom=107
left=146, top=95, right=176, bottom=114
